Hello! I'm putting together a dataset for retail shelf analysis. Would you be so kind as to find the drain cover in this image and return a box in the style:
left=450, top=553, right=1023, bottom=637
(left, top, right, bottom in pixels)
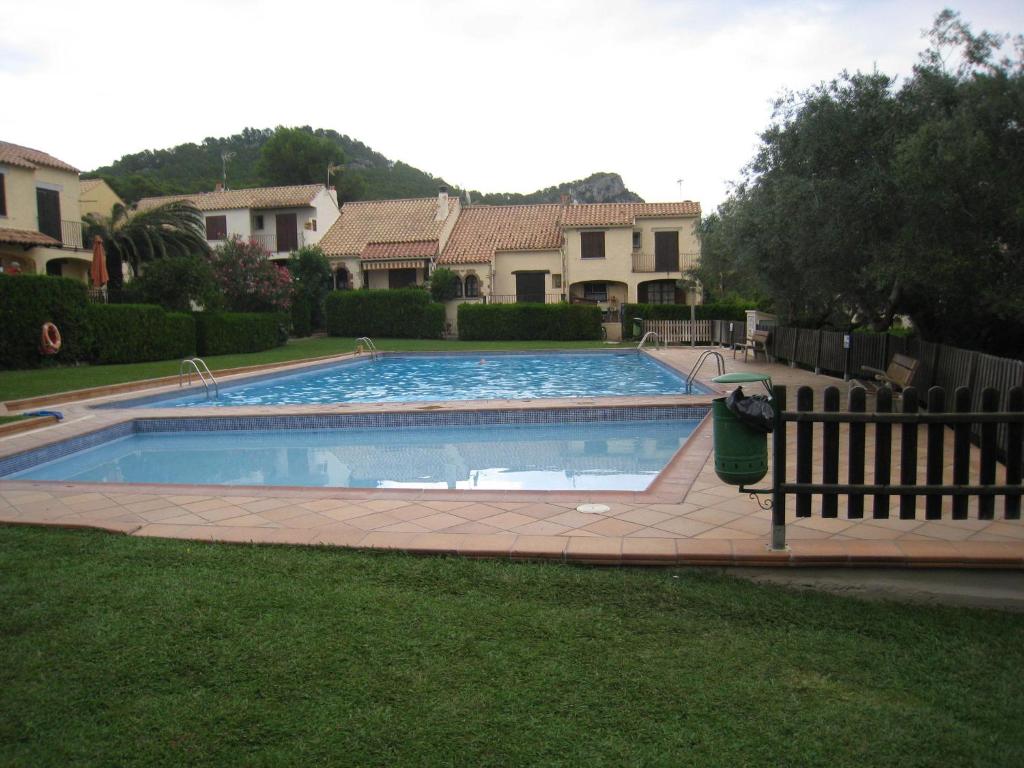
left=576, top=503, right=610, bottom=515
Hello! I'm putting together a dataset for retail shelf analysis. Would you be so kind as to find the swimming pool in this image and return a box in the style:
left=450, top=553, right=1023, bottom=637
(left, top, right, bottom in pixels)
left=2, top=408, right=707, bottom=491
left=115, top=351, right=707, bottom=408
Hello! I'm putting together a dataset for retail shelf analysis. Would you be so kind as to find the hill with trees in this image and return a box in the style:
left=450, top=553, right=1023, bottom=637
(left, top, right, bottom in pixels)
left=86, top=127, right=643, bottom=206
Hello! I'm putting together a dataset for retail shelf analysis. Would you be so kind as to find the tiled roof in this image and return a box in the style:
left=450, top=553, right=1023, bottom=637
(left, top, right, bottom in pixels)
left=0, top=227, right=62, bottom=247
left=0, top=141, right=79, bottom=173
left=136, top=184, right=325, bottom=212
left=321, top=197, right=459, bottom=256
left=79, top=179, right=103, bottom=194
left=560, top=202, right=700, bottom=227
left=360, top=240, right=437, bottom=261
left=439, top=205, right=562, bottom=265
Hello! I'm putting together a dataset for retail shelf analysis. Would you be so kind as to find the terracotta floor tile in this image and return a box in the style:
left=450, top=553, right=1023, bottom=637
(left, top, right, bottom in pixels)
left=652, top=517, right=715, bottom=537
left=415, top=512, right=470, bottom=531
left=547, top=510, right=606, bottom=529
left=457, top=533, right=517, bottom=557
left=359, top=499, right=412, bottom=512
left=685, top=507, right=744, bottom=526
left=565, top=537, right=621, bottom=562
left=510, top=535, right=567, bottom=560
left=359, top=531, right=420, bottom=550
left=582, top=517, right=644, bottom=537
left=407, top=533, right=465, bottom=555
left=344, top=512, right=400, bottom=531
left=621, top=537, right=677, bottom=563
left=510, top=520, right=572, bottom=536
left=614, top=508, right=674, bottom=526
left=376, top=522, right=432, bottom=533
left=676, top=539, right=733, bottom=562
left=478, top=512, right=536, bottom=530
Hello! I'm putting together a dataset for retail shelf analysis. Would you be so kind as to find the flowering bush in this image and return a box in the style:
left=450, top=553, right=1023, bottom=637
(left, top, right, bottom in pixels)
left=211, top=236, right=292, bottom=312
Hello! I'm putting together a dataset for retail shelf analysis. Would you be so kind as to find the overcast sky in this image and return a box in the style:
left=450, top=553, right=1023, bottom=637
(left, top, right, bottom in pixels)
left=2, top=0, right=1021, bottom=210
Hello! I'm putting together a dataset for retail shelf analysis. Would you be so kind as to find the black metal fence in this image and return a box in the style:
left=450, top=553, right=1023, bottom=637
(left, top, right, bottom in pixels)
left=766, top=384, right=1024, bottom=549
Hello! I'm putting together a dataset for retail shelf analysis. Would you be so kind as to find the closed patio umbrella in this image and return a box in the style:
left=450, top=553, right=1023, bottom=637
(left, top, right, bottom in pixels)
left=90, top=235, right=109, bottom=287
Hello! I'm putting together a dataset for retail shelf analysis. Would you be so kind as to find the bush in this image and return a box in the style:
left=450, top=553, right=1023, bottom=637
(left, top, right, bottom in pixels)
left=290, top=294, right=313, bottom=337
left=195, top=312, right=286, bottom=356
left=458, top=303, right=602, bottom=341
left=87, top=304, right=195, bottom=364
left=288, top=246, right=332, bottom=329
left=325, top=289, right=445, bottom=339
left=211, top=236, right=292, bottom=313
left=428, top=268, right=459, bottom=302
left=131, top=255, right=221, bottom=312
left=0, top=274, right=92, bottom=368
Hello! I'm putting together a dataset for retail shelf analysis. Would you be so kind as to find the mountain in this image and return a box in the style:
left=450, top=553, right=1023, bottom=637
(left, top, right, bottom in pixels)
left=86, top=127, right=644, bottom=206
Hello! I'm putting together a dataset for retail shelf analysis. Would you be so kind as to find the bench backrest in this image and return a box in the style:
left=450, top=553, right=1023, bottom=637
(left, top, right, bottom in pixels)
left=751, top=329, right=771, bottom=344
left=886, top=353, right=918, bottom=388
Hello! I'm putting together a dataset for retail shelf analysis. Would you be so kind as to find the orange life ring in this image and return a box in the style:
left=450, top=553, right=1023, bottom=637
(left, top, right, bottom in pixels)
left=40, top=322, right=62, bottom=355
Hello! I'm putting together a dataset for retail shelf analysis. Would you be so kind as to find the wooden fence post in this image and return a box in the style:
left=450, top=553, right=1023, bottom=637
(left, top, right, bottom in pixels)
left=1006, top=386, right=1023, bottom=520
left=821, top=386, right=840, bottom=517
left=899, top=387, right=919, bottom=520
left=873, top=387, right=893, bottom=519
left=771, top=385, right=787, bottom=550
left=795, top=386, right=814, bottom=517
left=925, top=387, right=945, bottom=520
left=848, top=387, right=866, bottom=518
left=979, top=388, right=999, bottom=520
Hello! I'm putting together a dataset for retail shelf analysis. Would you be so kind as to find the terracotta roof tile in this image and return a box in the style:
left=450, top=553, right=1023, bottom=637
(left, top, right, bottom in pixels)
left=79, top=179, right=103, bottom=194
left=0, top=227, right=62, bottom=247
left=560, top=202, right=700, bottom=227
left=439, top=205, right=562, bottom=265
left=0, top=141, right=79, bottom=173
left=320, top=197, right=459, bottom=256
left=360, top=240, right=437, bottom=260
left=136, top=184, right=326, bottom=212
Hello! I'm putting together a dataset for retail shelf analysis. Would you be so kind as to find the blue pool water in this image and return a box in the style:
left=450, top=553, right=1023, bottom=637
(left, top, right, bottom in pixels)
left=121, top=352, right=706, bottom=408
left=8, top=418, right=700, bottom=491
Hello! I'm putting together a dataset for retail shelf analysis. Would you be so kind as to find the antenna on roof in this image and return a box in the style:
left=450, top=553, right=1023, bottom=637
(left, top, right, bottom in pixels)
left=676, top=178, right=684, bottom=200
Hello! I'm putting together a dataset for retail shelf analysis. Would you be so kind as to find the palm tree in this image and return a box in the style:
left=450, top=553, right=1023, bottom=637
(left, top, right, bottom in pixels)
left=83, top=201, right=209, bottom=287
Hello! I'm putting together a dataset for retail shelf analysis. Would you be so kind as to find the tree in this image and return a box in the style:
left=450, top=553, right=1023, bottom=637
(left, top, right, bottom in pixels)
left=83, top=201, right=209, bottom=289
left=288, top=245, right=333, bottom=329
left=257, top=126, right=343, bottom=187
left=211, top=237, right=292, bottom=312
left=428, top=268, right=459, bottom=302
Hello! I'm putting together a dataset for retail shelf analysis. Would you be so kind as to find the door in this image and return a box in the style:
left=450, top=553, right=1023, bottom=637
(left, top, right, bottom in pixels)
left=36, top=188, right=62, bottom=242
left=654, top=231, right=679, bottom=272
left=388, top=268, right=418, bottom=289
left=515, top=273, right=545, bottom=303
left=275, top=213, right=298, bottom=253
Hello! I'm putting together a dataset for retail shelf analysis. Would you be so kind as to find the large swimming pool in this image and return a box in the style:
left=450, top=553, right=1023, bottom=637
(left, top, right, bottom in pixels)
left=117, top=352, right=706, bottom=408
left=4, top=409, right=706, bottom=491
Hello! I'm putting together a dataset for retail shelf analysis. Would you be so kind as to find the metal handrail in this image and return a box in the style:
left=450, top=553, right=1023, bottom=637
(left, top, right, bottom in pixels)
left=637, top=331, right=663, bottom=351
left=356, top=337, right=380, bottom=360
left=179, top=357, right=219, bottom=399
left=684, top=350, right=725, bottom=394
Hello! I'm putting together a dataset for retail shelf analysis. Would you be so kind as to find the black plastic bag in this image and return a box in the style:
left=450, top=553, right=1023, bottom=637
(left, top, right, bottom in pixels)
left=725, top=386, right=775, bottom=433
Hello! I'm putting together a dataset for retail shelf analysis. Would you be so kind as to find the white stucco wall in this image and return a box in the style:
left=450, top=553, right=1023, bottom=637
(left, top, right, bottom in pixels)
left=491, top=250, right=562, bottom=297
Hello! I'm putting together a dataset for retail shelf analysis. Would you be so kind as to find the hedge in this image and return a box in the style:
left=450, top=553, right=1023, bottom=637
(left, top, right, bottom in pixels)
left=195, top=312, right=287, bottom=356
left=0, top=274, right=93, bottom=368
left=291, top=294, right=313, bottom=338
left=326, top=289, right=445, bottom=339
left=87, top=304, right=195, bottom=364
left=458, top=303, right=602, bottom=341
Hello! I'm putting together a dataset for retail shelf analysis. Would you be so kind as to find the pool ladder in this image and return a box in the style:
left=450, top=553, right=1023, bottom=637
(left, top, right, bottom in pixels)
left=684, top=350, right=725, bottom=394
left=356, top=337, right=381, bottom=361
left=637, top=331, right=664, bottom=352
left=179, top=357, right=219, bottom=399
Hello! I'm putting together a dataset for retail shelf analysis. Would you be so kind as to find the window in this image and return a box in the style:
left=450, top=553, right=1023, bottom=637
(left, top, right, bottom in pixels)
left=551, top=274, right=562, bottom=289
left=583, top=282, right=608, bottom=302
left=646, top=281, right=675, bottom=304
left=632, top=231, right=641, bottom=250
left=0, top=173, right=6, bottom=216
left=205, top=215, right=227, bottom=240
left=254, top=214, right=264, bottom=230
left=580, top=231, right=605, bottom=259
left=454, top=276, right=464, bottom=298
left=464, top=274, right=479, bottom=298
left=311, top=219, right=317, bottom=232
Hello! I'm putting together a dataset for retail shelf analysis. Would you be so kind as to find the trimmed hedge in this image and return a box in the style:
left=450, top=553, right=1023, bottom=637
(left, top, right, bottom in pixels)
left=0, top=274, right=93, bottom=368
left=291, top=294, right=313, bottom=338
left=326, top=289, right=445, bottom=339
left=87, top=304, right=195, bottom=364
left=195, top=312, right=286, bottom=356
left=458, top=303, right=602, bottom=341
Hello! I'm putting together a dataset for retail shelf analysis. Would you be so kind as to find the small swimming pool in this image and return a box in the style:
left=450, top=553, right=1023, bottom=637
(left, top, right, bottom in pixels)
left=114, top=351, right=707, bottom=408
left=2, top=408, right=706, bottom=491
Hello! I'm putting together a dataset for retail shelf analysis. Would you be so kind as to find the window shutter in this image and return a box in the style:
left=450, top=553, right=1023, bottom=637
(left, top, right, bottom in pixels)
left=205, top=215, right=227, bottom=240
left=0, top=174, right=6, bottom=217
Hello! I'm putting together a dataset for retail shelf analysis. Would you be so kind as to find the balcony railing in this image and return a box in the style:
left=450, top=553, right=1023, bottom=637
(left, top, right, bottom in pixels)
left=61, top=220, right=84, bottom=249
left=250, top=231, right=305, bottom=254
left=485, top=293, right=566, bottom=304
left=631, top=251, right=700, bottom=273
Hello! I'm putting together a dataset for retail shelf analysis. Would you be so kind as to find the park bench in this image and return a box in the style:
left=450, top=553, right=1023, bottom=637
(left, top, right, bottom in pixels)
left=856, top=353, right=919, bottom=394
left=733, top=329, right=771, bottom=362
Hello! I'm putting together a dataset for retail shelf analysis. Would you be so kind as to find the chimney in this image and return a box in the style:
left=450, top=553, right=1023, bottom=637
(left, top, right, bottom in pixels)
left=436, top=186, right=448, bottom=222
left=559, top=193, right=570, bottom=207
left=214, top=182, right=224, bottom=193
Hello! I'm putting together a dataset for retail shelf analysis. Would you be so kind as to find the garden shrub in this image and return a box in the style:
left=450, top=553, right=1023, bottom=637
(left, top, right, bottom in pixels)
left=87, top=304, right=196, bottom=364
left=211, top=236, right=292, bottom=312
left=325, top=289, right=445, bottom=339
left=131, top=255, right=222, bottom=312
left=290, top=294, right=313, bottom=338
left=195, top=312, right=286, bottom=356
left=0, top=274, right=93, bottom=368
left=428, top=268, right=459, bottom=302
left=288, top=246, right=332, bottom=329
left=457, top=303, right=601, bottom=341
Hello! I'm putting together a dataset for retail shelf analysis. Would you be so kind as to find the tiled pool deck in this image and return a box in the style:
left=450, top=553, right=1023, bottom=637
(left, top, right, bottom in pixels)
left=2, top=348, right=1022, bottom=567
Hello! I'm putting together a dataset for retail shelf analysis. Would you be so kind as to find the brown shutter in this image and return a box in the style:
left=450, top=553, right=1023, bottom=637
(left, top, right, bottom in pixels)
left=0, top=174, right=6, bottom=217
left=581, top=231, right=605, bottom=259
left=205, top=215, right=227, bottom=240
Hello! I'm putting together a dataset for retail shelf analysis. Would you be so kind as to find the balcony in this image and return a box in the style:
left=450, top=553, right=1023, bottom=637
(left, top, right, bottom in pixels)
left=60, top=220, right=84, bottom=249
left=485, top=293, right=565, bottom=304
left=631, top=251, right=700, bottom=273
left=250, top=231, right=305, bottom=254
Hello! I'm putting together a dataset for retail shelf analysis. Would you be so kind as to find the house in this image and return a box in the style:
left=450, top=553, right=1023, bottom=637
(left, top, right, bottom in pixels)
left=319, top=189, right=701, bottom=335
left=136, top=183, right=340, bottom=260
left=79, top=178, right=125, bottom=218
left=319, top=191, right=461, bottom=290
left=0, top=140, right=89, bottom=281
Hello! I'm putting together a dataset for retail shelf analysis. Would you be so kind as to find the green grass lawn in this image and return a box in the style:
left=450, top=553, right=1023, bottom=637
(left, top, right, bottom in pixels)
left=0, top=415, right=28, bottom=425
left=0, top=337, right=626, bottom=402
left=1, top=526, right=1021, bottom=767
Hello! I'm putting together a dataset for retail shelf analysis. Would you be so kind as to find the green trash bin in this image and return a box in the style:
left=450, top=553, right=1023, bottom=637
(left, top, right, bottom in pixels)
left=710, top=373, right=772, bottom=486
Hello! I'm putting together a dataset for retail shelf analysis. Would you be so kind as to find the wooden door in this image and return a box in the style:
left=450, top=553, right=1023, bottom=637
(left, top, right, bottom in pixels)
left=654, top=231, right=679, bottom=272
left=275, top=213, right=298, bottom=253
left=36, top=188, right=61, bottom=242
left=515, top=273, right=545, bottom=303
